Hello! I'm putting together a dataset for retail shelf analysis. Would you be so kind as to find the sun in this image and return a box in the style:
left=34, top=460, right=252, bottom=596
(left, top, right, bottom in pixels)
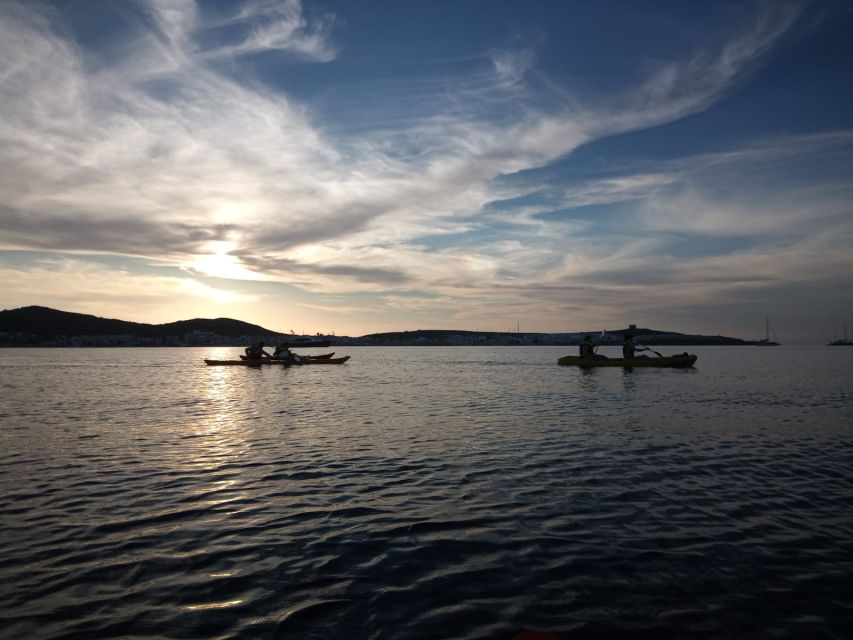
left=189, top=241, right=262, bottom=281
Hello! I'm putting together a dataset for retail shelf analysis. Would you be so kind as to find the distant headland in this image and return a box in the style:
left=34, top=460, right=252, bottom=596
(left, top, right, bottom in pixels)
left=0, top=306, right=774, bottom=347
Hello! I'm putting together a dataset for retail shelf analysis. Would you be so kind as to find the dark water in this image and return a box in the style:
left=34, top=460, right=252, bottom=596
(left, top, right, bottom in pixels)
left=1, top=346, right=851, bottom=639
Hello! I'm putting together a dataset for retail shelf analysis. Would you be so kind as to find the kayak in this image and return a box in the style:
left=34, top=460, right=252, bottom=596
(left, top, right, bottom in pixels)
left=205, top=359, right=291, bottom=366
left=209, top=356, right=349, bottom=366
left=558, top=353, right=697, bottom=367
left=240, top=352, right=334, bottom=361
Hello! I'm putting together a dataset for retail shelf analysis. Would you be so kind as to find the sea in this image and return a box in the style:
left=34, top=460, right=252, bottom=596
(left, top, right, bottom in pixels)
left=1, top=345, right=851, bottom=640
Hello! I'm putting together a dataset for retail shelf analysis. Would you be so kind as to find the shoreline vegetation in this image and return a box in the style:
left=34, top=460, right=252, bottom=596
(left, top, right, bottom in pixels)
left=3, top=306, right=775, bottom=348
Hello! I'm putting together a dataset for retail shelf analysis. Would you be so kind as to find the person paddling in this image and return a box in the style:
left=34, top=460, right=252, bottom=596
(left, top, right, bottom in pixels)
left=245, top=341, right=273, bottom=359
left=273, top=341, right=305, bottom=363
left=579, top=335, right=607, bottom=359
left=622, top=334, right=651, bottom=359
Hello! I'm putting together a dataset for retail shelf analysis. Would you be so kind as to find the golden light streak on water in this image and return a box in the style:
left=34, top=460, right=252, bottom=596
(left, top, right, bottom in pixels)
left=182, top=599, right=245, bottom=611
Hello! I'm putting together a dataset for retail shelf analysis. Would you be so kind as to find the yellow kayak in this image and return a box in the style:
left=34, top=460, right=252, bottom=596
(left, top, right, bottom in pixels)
left=558, top=354, right=697, bottom=367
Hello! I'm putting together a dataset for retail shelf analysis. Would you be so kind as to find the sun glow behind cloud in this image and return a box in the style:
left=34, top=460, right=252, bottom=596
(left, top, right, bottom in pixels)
left=0, top=0, right=851, bottom=341
left=187, top=241, right=268, bottom=281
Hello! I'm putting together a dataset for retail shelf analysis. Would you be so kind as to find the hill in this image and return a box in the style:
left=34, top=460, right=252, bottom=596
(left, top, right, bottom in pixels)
left=0, top=306, right=276, bottom=338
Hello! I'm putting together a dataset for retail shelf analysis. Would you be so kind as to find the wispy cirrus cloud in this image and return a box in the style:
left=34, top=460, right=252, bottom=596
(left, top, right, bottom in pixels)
left=489, top=48, right=537, bottom=87
left=591, top=0, right=802, bottom=135
left=562, top=174, right=681, bottom=208
left=197, top=0, right=338, bottom=62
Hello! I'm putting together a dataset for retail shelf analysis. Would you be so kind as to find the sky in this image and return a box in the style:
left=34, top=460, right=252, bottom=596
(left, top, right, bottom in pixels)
left=1, top=0, right=852, bottom=343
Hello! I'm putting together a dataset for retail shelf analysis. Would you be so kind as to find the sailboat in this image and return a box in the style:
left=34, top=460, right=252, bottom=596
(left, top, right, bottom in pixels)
left=827, top=322, right=853, bottom=346
left=755, top=318, right=780, bottom=346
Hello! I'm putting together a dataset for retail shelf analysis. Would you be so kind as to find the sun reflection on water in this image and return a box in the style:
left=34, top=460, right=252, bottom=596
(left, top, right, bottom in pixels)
left=184, top=350, right=252, bottom=471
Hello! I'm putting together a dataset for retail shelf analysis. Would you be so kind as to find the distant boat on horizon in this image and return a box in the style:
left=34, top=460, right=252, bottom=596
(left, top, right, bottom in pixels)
left=827, top=322, right=853, bottom=346
left=755, top=318, right=780, bottom=346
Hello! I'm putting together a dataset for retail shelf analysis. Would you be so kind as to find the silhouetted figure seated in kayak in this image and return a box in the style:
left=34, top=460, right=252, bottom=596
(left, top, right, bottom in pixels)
left=579, top=335, right=607, bottom=359
left=245, top=341, right=273, bottom=359
left=273, top=341, right=306, bottom=363
left=623, top=334, right=651, bottom=359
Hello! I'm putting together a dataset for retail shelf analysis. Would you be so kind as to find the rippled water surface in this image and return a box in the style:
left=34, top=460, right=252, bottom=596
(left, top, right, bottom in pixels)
left=1, top=346, right=852, bottom=639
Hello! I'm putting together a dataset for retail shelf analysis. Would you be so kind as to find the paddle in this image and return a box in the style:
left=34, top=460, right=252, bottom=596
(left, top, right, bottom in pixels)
left=594, top=329, right=607, bottom=354
left=637, top=344, right=663, bottom=357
